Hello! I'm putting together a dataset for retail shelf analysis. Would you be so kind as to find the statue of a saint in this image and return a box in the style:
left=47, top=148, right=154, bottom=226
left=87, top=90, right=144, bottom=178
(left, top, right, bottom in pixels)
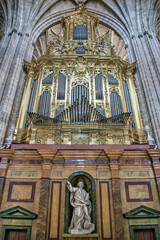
left=67, top=180, right=95, bottom=234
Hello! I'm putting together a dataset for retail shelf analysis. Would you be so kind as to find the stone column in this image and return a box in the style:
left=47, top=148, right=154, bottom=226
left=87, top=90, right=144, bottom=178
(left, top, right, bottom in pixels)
left=4, top=41, right=35, bottom=143
left=0, top=34, right=11, bottom=65
left=36, top=164, right=51, bottom=240
left=110, top=162, right=124, bottom=240
left=152, top=163, right=160, bottom=199
left=0, top=156, right=10, bottom=206
left=0, top=32, right=21, bottom=102
left=126, top=74, right=143, bottom=130
left=128, top=34, right=160, bottom=146
left=0, top=34, right=30, bottom=145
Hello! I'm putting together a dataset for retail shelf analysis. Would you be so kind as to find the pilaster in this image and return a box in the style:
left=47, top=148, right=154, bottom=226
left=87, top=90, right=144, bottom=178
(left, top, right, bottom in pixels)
left=66, top=67, right=72, bottom=107
left=36, top=163, right=51, bottom=240
left=0, top=34, right=30, bottom=145
left=147, top=149, right=160, bottom=199
left=0, top=151, right=10, bottom=206
left=110, top=162, right=124, bottom=240
left=130, top=34, right=160, bottom=146
left=0, top=32, right=20, bottom=102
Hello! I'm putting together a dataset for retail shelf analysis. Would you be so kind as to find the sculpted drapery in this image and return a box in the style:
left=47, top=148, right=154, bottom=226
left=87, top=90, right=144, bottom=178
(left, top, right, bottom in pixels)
left=67, top=180, right=95, bottom=234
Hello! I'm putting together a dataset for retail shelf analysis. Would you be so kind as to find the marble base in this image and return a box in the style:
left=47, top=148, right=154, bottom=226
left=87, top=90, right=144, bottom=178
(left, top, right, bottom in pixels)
left=71, top=230, right=80, bottom=234
left=63, top=233, right=98, bottom=238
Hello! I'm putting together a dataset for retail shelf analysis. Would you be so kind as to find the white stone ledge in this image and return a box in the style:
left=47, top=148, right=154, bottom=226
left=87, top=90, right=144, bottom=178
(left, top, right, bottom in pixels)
left=63, top=233, right=98, bottom=238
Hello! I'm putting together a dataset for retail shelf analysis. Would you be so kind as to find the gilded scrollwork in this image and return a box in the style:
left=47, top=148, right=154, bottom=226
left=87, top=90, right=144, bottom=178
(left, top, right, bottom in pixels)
left=74, top=58, right=87, bottom=76
left=41, top=86, right=52, bottom=94
left=109, top=86, right=120, bottom=94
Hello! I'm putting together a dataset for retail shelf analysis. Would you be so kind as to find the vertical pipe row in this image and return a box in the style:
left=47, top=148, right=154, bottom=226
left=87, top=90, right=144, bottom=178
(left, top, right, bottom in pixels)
left=28, top=80, right=38, bottom=113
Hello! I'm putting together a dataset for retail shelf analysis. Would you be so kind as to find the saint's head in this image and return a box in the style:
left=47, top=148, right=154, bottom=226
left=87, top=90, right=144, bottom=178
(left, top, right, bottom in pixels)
left=77, top=182, right=84, bottom=189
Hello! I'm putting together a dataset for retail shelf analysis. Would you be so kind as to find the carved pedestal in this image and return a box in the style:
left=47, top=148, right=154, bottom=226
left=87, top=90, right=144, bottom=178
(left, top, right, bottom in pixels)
left=63, top=233, right=98, bottom=240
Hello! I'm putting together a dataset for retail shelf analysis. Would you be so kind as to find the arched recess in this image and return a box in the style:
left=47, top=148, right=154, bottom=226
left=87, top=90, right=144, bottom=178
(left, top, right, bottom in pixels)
left=64, top=171, right=97, bottom=234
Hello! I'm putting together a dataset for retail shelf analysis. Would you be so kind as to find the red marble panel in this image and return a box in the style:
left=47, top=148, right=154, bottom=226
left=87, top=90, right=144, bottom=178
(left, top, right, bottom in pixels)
left=125, top=182, right=153, bottom=202
left=7, top=182, right=36, bottom=202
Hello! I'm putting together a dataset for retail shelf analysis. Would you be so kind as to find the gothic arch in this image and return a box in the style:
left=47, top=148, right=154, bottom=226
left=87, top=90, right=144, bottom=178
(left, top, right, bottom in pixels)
left=64, top=171, right=97, bottom=234
left=26, top=1, right=133, bottom=62
left=30, top=9, right=129, bottom=45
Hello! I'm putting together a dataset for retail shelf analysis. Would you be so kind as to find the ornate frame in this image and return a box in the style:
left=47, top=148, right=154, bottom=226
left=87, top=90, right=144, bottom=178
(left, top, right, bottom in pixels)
left=7, top=182, right=36, bottom=202
left=0, top=206, right=37, bottom=240
left=129, top=225, right=160, bottom=240
left=124, top=205, right=160, bottom=240
left=0, top=225, right=31, bottom=240
left=125, top=181, right=153, bottom=202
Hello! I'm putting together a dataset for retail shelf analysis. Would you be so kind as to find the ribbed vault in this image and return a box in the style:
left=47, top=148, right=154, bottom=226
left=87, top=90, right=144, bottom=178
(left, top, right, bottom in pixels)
left=0, top=3, right=5, bottom=40
left=28, top=0, right=160, bottom=63
left=0, top=0, right=159, bottom=43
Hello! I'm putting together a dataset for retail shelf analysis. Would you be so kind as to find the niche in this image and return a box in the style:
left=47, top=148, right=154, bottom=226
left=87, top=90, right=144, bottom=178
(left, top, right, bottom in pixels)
left=64, top=171, right=97, bottom=234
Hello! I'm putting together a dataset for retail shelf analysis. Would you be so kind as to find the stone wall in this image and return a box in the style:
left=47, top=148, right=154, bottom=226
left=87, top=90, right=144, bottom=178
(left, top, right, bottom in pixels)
left=0, top=145, right=160, bottom=240
left=0, top=0, right=160, bottom=147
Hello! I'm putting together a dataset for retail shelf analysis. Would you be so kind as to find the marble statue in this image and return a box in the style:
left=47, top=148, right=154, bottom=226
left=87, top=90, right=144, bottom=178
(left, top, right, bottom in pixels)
left=145, top=125, right=155, bottom=145
left=67, top=180, right=95, bottom=234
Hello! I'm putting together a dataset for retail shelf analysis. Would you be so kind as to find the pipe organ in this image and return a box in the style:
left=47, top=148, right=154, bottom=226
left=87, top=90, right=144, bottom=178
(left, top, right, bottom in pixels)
left=14, top=4, right=147, bottom=145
